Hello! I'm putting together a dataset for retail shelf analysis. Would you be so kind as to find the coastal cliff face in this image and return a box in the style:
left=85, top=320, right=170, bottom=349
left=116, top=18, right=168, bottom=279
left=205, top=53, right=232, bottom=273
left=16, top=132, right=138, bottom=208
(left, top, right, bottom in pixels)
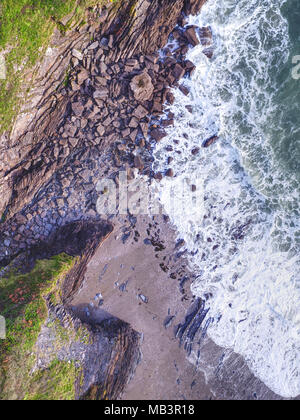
left=0, top=0, right=208, bottom=400
left=0, top=220, right=142, bottom=400
left=0, top=0, right=205, bottom=222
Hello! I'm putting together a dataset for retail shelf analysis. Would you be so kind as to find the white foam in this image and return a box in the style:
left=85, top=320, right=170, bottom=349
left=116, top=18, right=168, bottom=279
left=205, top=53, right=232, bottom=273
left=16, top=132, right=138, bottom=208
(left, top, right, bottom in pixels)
left=153, top=0, right=300, bottom=398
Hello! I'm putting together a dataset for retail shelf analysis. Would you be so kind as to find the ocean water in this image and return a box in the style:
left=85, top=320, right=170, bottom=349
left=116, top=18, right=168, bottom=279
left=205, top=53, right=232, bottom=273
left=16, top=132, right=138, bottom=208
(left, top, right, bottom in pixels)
left=153, top=0, right=300, bottom=398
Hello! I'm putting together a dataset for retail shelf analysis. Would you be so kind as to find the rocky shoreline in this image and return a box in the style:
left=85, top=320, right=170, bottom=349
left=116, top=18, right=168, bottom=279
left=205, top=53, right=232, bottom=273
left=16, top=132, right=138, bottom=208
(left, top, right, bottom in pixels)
left=0, top=0, right=212, bottom=267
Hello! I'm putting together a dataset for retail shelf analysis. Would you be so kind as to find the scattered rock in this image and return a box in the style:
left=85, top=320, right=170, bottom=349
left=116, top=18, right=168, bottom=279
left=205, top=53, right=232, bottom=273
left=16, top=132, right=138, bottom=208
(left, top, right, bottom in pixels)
left=93, top=88, right=109, bottom=99
left=198, top=26, right=213, bottom=46
left=150, top=128, right=167, bottom=142
left=97, top=125, right=105, bottom=136
left=203, top=47, right=214, bottom=59
left=72, top=102, right=84, bottom=117
left=133, top=105, right=148, bottom=119
left=165, top=168, right=174, bottom=177
left=202, top=135, right=219, bottom=148
left=184, top=26, right=200, bottom=47
left=154, top=172, right=163, bottom=181
left=133, top=155, right=144, bottom=170
left=69, top=137, right=79, bottom=148
left=179, top=84, right=189, bottom=96
left=138, top=294, right=148, bottom=303
left=88, top=41, right=99, bottom=50
left=172, top=63, right=185, bottom=80
left=72, top=49, right=83, bottom=61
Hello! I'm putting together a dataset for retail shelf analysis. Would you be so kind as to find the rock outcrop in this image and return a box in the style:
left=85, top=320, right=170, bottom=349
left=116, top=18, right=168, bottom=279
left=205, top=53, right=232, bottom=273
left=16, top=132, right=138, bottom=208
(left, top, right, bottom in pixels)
left=0, top=0, right=208, bottom=268
left=1, top=219, right=141, bottom=400
left=0, top=0, right=206, bottom=222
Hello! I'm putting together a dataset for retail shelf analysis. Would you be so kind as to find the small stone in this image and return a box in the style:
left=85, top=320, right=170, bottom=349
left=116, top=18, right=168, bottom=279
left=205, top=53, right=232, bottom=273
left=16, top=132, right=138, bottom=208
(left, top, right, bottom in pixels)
left=184, top=60, right=196, bottom=76
left=134, top=155, right=144, bottom=170
left=133, top=105, right=148, bottom=119
left=72, top=49, right=83, bottom=61
left=203, top=47, right=214, bottom=59
left=88, top=41, right=99, bottom=50
left=71, top=81, right=80, bottom=91
left=202, top=134, right=219, bottom=148
left=184, top=27, right=200, bottom=47
left=152, top=101, right=163, bottom=113
left=165, top=168, right=174, bottom=177
left=106, top=35, right=112, bottom=48
left=72, top=102, right=84, bottom=116
left=138, top=294, right=148, bottom=303
left=198, top=26, right=213, bottom=46
left=129, top=117, right=139, bottom=128
left=179, top=84, right=189, bottom=96
left=150, top=128, right=166, bottom=142
left=97, top=125, right=105, bottom=136
left=172, top=63, right=185, bottom=80
left=140, top=122, right=149, bottom=137
left=56, top=198, right=65, bottom=207
left=103, top=116, right=112, bottom=126
left=129, top=129, right=138, bottom=142
left=95, top=76, right=107, bottom=86
left=138, top=138, right=145, bottom=148
left=126, top=58, right=139, bottom=66
left=161, top=118, right=174, bottom=127
left=79, top=170, right=91, bottom=182
left=166, top=92, right=175, bottom=104
left=93, top=87, right=109, bottom=99
left=122, top=128, right=131, bottom=138
left=81, top=118, right=88, bottom=129
left=77, top=69, right=88, bottom=85
left=113, top=120, right=121, bottom=128
left=98, top=62, right=106, bottom=76
left=69, top=137, right=79, bottom=148
left=99, top=8, right=108, bottom=23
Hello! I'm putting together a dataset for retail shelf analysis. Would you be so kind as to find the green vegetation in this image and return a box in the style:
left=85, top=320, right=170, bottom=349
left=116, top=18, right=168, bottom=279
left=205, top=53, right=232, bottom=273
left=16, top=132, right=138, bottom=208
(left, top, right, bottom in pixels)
left=0, top=0, right=114, bottom=133
left=23, top=359, right=79, bottom=400
left=0, top=253, right=76, bottom=400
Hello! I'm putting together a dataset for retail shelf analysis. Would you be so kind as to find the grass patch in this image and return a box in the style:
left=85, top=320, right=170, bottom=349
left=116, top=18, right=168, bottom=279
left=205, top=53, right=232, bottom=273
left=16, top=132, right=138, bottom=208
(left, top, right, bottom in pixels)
left=0, top=0, right=115, bottom=133
left=23, top=359, right=79, bottom=400
left=0, top=253, right=75, bottom=400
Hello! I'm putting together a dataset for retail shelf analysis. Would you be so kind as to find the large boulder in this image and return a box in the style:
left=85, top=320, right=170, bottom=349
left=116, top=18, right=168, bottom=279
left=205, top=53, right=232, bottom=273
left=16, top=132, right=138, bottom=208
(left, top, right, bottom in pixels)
left=130, top=71, right=154, bottom=102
